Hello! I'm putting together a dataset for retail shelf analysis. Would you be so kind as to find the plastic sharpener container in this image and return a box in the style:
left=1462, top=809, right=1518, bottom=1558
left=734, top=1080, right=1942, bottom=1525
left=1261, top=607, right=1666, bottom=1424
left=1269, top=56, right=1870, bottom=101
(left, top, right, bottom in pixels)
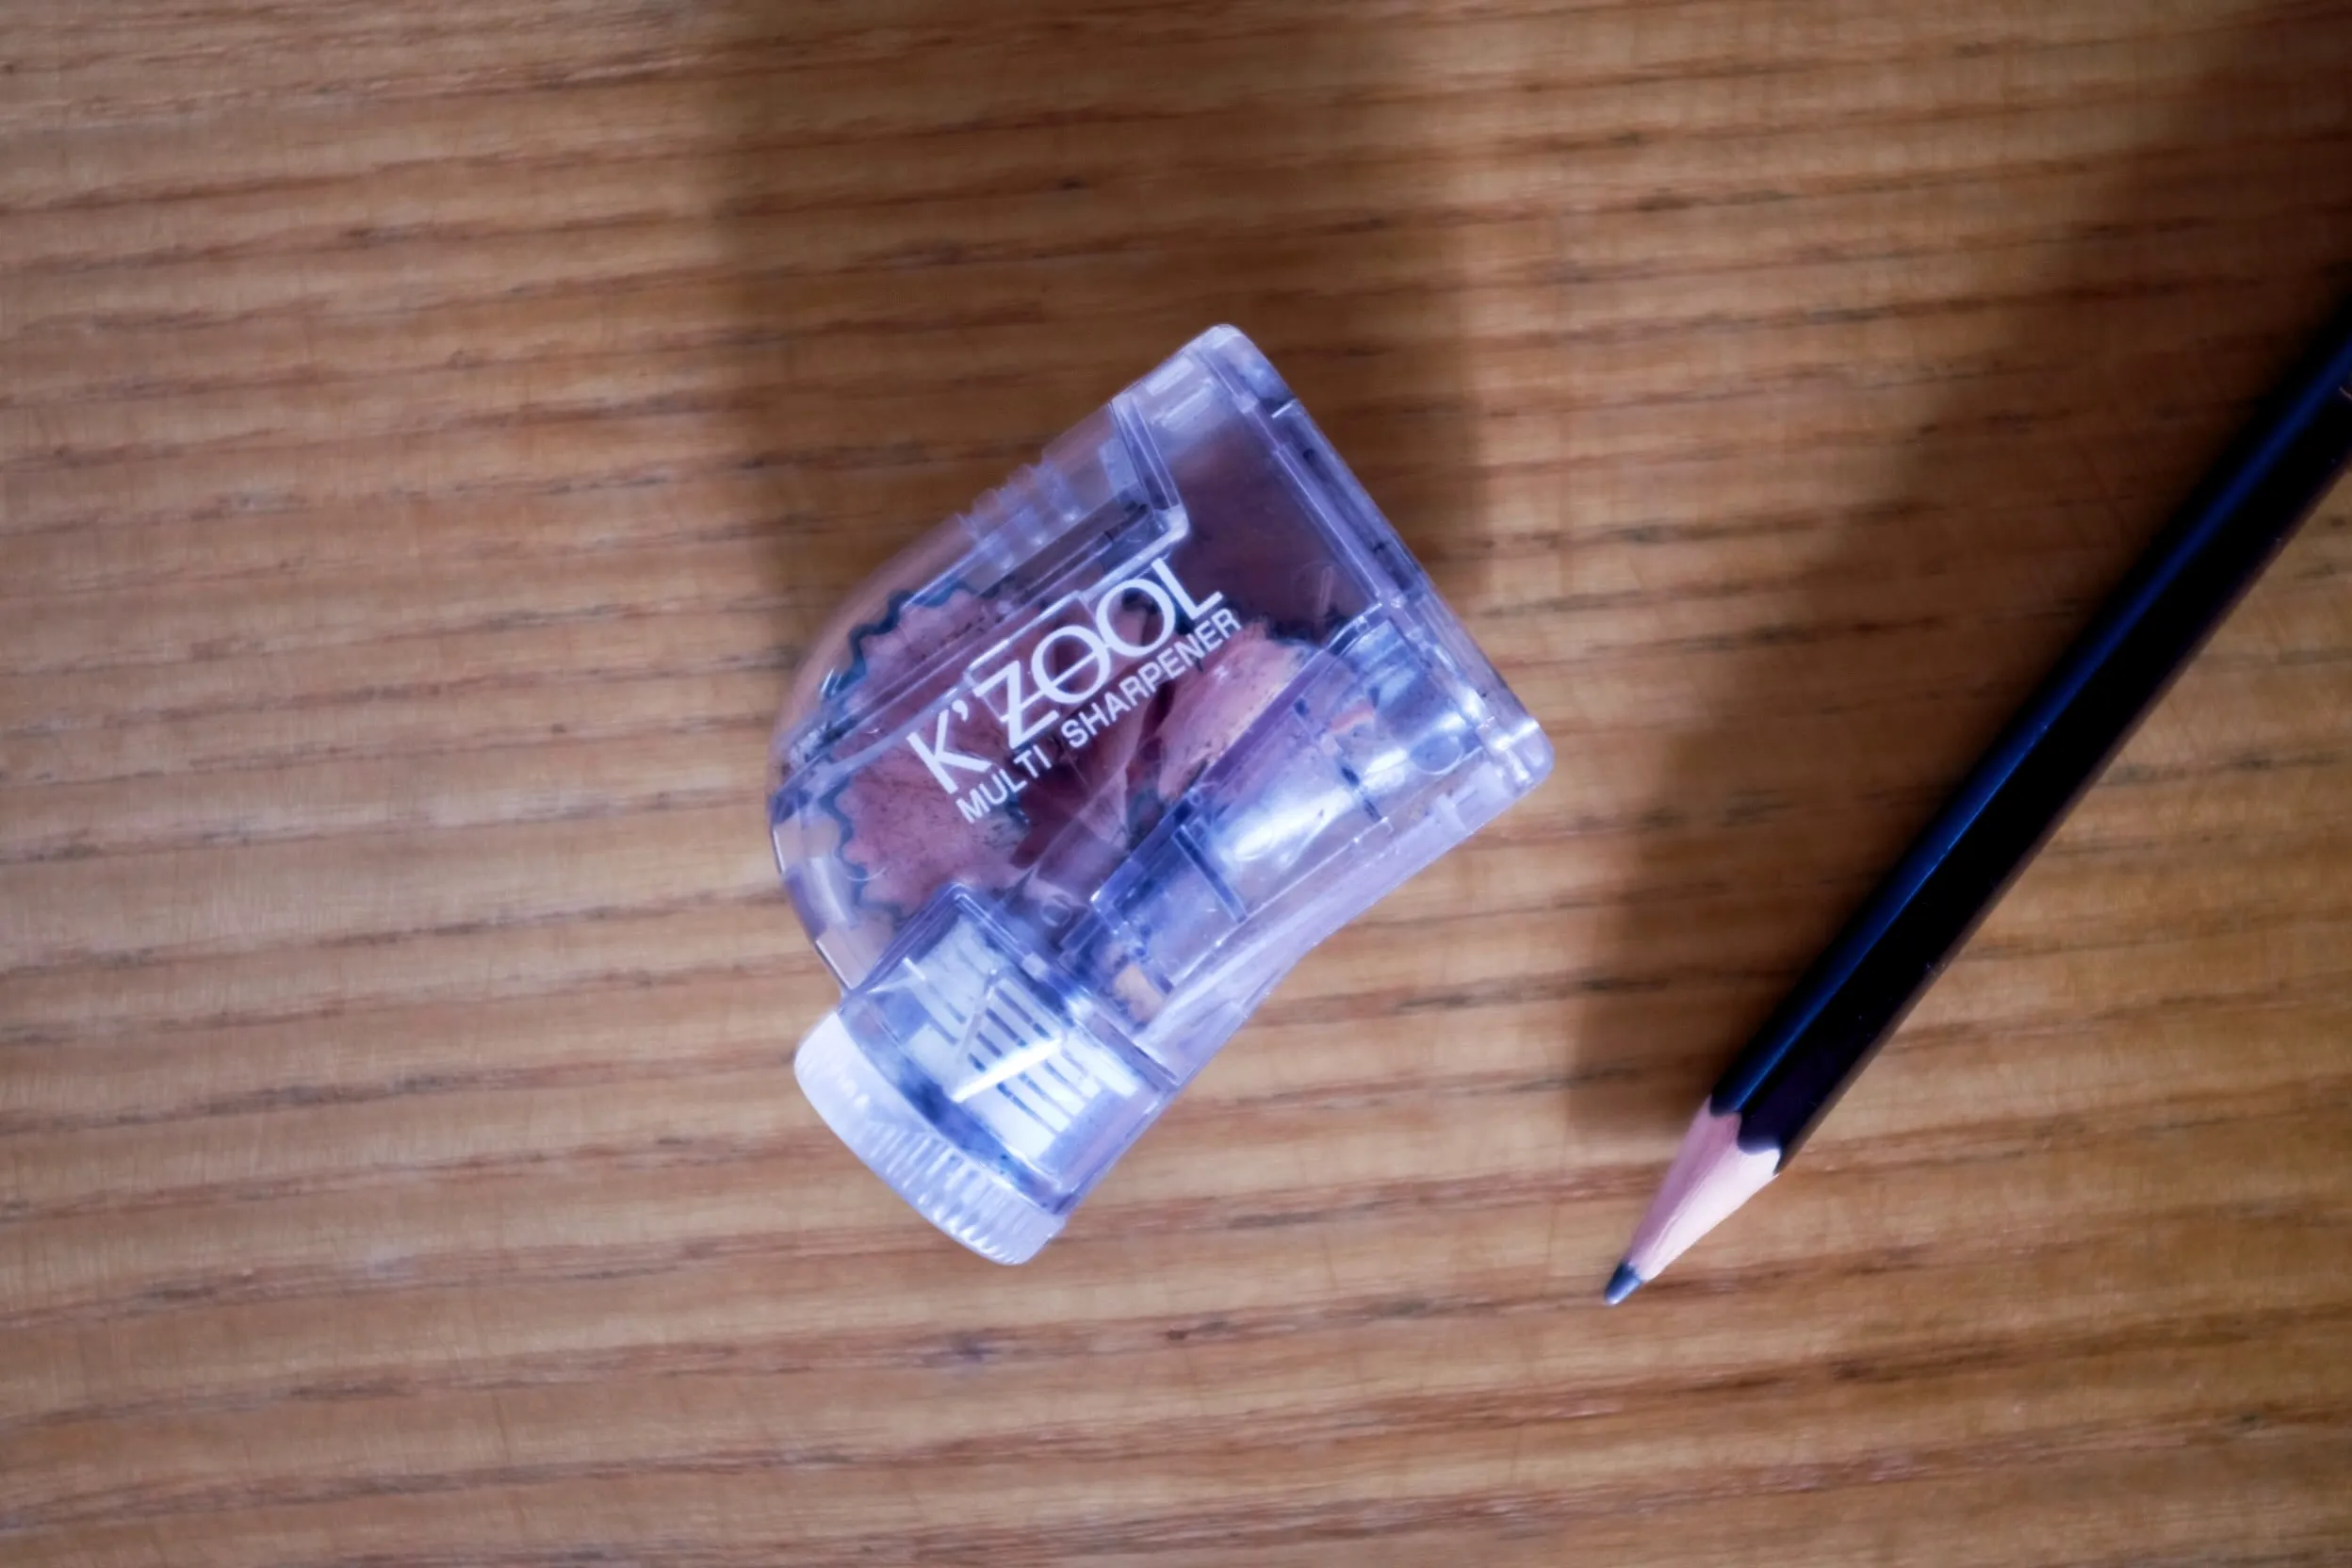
left=771, top=327, right=1551, bottom=1261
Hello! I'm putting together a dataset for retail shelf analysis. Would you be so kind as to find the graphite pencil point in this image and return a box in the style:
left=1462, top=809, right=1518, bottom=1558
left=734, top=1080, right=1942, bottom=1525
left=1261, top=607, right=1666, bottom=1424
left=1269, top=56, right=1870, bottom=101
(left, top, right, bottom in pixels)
left=1603, top=1261, right=1642, bottom=1306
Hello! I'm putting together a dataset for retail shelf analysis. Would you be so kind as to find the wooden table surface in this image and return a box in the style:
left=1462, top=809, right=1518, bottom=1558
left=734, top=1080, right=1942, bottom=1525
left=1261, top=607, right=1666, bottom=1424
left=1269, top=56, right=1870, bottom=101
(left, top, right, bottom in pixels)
left=6, top=2, right=2351, bottom=1563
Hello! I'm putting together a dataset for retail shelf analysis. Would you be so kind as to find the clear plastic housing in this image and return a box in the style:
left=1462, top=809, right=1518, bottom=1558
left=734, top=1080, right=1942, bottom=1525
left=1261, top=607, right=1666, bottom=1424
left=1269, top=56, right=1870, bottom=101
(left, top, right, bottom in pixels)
left=774, top=327, right=1551, bottom=1261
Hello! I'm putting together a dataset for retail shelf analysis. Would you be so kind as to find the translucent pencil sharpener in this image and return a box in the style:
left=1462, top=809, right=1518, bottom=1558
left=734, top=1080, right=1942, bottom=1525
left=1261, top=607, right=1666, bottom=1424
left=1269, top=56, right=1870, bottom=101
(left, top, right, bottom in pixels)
left=771, top=327, right=1551, bottom=1262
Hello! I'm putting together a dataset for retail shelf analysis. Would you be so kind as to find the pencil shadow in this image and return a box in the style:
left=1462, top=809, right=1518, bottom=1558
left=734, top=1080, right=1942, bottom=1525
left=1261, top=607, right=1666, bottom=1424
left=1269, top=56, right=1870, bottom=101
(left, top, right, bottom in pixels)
left=1568, top=6, right=2352, bottom=1154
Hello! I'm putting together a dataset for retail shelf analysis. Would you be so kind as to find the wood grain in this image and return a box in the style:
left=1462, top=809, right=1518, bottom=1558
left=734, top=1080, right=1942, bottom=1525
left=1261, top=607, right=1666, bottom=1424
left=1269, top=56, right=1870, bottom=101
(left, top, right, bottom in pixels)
left=5, top=2, right=2350, bottom=1562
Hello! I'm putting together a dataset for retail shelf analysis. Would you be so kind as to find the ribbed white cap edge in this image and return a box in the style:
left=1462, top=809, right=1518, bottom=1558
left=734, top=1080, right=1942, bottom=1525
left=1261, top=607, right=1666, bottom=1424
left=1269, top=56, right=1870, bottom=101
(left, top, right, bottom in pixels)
left=793, top=1012, right=1062, bottom=1265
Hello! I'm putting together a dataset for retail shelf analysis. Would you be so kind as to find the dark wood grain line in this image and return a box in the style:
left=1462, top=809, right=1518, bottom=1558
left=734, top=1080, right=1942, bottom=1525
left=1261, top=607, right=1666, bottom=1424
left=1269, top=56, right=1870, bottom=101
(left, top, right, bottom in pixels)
left=5, top=1104, right=2343, bottom=1336
left=5, top=1331, right=2345, bottom=1549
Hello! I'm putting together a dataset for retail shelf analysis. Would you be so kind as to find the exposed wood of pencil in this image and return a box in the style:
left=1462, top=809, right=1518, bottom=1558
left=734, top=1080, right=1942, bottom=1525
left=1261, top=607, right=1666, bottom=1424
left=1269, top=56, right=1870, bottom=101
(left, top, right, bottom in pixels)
left=4, top=2, right=2350, bottom=1565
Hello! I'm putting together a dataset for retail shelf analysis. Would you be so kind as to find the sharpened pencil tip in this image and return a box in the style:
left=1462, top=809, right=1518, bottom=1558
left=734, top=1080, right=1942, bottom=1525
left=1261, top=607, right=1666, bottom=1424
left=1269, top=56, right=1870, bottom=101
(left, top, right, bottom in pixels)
left=1604, top=1261, right=1642, bottom=1306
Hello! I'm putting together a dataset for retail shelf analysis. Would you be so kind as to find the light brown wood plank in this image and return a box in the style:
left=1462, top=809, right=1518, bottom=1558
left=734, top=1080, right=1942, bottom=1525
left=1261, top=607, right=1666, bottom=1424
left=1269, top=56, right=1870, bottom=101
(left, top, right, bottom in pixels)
left=4, top=0, right=2349, bottom=1562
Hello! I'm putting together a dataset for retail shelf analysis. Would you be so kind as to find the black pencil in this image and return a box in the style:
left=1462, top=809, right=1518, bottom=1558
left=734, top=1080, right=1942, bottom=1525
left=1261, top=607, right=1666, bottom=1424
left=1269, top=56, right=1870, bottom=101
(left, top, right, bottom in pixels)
left=1607, top=297, right=2352, bottom=1305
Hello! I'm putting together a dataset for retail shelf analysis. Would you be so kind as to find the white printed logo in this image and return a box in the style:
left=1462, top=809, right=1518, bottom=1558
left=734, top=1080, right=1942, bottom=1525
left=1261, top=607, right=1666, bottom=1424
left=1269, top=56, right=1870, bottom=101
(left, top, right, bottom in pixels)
left=906, top=558, right=1228, bottom=794
left=905, top=699, right=992, bottom=789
